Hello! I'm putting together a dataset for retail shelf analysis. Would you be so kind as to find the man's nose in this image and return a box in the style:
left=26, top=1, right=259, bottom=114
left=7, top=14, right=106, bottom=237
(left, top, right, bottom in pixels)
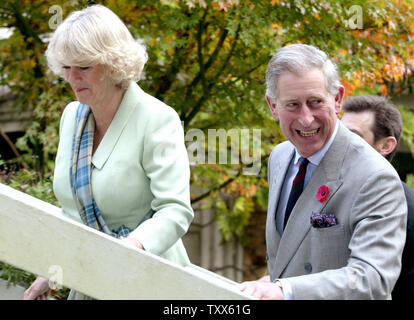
left=298, top=104, right=314, bottom=127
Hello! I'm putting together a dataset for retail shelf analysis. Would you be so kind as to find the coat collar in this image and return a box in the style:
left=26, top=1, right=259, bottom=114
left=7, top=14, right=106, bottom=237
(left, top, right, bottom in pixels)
left=91, top=82, right=142, bottom=170
left=266, top=147, right=294, bottom=257
left=272, top=121, right=349, bottom=278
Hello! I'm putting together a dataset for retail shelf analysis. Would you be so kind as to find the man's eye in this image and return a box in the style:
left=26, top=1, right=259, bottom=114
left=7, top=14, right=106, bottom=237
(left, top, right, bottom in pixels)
left=63, top=66, right=70, bottom=69
left=286, top=103, right=298, bottom=108
left=79, top=67, right=90, bottom=70
left=309, top=99, right=323, bottom=106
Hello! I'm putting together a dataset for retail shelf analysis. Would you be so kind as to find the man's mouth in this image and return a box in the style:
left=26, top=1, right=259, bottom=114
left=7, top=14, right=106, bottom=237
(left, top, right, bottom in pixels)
left=296, top=128, right=320, bottom=137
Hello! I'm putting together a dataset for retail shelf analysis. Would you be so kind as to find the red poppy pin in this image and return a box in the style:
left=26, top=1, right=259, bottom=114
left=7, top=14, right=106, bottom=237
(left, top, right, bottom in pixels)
left=316, top=185, right=329, bottom=202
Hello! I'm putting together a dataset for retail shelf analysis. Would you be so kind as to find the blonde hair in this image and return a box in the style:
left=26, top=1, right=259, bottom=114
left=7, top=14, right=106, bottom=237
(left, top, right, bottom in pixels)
left=46, top=4, right=147, bottom=88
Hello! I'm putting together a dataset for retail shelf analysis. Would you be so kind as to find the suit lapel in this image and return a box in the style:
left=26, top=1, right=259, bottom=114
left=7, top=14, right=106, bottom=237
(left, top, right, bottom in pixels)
left=91, top=83, right=140, bottom=170
left=266, top=146, right=294, bottom=260
left=272, top=122, right=349, bottom=278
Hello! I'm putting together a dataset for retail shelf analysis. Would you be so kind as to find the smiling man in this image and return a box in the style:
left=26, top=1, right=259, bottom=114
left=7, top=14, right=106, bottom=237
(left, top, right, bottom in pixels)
left=239, top=44, right=407, bottom=300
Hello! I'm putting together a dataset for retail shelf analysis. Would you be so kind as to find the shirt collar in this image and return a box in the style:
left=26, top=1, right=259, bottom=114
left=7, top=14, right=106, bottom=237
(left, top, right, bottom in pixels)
left=294, top=119, right=339, bottom=166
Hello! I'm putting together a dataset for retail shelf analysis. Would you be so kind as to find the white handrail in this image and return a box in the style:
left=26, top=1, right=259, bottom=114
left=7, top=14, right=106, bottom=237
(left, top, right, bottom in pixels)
left=0, top=183, right=251, bottom=300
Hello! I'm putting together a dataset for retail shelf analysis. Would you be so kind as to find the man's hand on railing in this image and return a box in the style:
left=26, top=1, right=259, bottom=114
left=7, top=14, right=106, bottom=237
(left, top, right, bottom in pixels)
left=23, top=276, right=51, bottom=300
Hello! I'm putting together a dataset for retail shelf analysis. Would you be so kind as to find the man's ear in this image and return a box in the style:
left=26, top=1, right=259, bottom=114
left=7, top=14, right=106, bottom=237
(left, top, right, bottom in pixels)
left=266, top=95, right=279, bottom=121
left=375, top=136, right=398, bottom=158
left=334, top=86, right=345, bottom=114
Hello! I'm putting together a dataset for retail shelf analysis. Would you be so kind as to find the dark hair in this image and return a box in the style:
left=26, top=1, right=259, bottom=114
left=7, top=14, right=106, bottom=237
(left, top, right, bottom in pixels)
left=343, top=95, right=402, bottom=161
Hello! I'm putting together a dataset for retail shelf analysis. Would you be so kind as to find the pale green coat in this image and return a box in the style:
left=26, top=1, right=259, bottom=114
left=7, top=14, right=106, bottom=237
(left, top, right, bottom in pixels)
left=53, top=81, right=194, bottom=266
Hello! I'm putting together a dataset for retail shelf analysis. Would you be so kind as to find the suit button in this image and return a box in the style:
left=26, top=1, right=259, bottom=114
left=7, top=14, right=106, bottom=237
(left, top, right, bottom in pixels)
left=304, top=263, right=312, bottom=273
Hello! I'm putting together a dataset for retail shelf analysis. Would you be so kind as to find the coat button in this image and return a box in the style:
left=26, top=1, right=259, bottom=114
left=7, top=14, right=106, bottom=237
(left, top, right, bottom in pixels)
left=304, top=263, right=312, bottom=273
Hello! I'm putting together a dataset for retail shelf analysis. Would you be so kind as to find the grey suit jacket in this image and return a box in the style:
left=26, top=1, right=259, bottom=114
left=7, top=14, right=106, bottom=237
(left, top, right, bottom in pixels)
left=266, top=121, right=407, bottom=299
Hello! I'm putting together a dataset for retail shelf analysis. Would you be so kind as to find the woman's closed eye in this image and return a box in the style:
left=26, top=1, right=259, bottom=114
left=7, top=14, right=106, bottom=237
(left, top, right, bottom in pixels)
left=62, top=66, right=91, bottom=71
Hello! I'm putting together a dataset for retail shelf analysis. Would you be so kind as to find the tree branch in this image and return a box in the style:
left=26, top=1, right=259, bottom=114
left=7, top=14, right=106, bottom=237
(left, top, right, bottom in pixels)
left=190, top=150, right=270, bottom=205
left=197, top=11, right=208, bottom=96
left=9, top=2, right=43, bottom=79
left=0, top=128, right=29, bottom=169
left=154, top=29, right=190, bottom=99
left=180, top=18, right=229, bottom=120
left=211, top=23, right=241, bottom=82
left=182, top=24, right=240, bottom=125
left=190, top=27, right=229, bottom=96
left=191, top=169, right=242, bottom=204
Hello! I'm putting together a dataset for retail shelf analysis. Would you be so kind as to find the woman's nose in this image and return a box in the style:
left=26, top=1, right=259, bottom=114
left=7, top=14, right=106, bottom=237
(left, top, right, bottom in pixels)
left=65, top=67, right=80, bottom=83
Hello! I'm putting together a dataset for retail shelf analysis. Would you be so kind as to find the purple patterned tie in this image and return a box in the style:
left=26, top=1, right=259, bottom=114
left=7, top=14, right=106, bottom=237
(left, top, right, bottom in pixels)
left=284, top=157, right=309, bottom=229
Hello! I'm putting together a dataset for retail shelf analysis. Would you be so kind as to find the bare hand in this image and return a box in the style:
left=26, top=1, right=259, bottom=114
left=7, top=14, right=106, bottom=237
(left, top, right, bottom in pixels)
left=120, top=236, right=144, bottom=250
left=24, top=276, right=51, bottom=300
left=238, top=280, right=284, bottom=300
left=258, top=275, right=271, bottom=282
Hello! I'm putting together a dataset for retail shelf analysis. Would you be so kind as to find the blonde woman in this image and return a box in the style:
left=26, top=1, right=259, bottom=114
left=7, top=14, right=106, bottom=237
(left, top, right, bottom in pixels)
left=24, top=4, right=193, bottom=300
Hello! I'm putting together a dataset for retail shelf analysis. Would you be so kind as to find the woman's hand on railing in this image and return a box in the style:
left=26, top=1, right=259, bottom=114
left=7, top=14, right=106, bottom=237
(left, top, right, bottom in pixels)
left=120, top=236, right=144, bottom=250
left=23, top=276, right=51, bottom=300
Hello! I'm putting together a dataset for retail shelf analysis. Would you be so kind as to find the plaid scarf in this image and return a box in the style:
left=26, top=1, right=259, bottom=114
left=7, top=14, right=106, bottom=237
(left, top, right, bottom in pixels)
left=69, top=104, right=131, bottom=238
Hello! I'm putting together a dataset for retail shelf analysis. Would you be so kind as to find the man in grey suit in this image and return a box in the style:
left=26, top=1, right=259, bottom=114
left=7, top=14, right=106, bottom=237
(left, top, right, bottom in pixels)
left=239, top=44, right=407, bottom=299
